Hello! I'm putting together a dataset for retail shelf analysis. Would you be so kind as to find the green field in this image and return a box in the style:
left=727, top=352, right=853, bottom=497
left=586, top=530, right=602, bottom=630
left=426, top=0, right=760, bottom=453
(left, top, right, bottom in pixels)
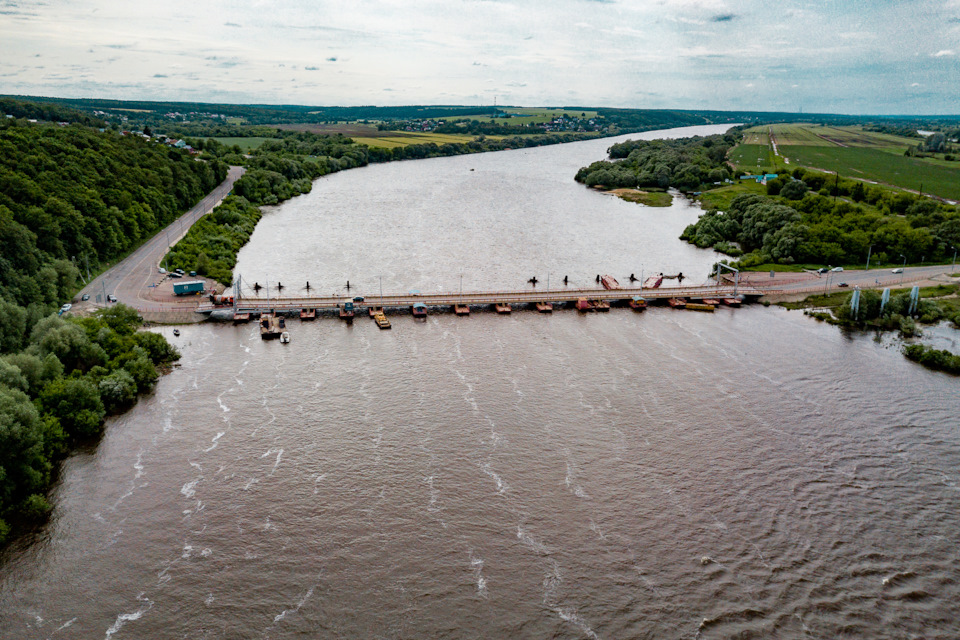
left=729, top=144, right=777, bottom=172
left=732, top=123, right=960, bottom=200
left=782, top=145, right=960, bottom=200
left=210, top=136, right=279, bottom=150
left=352, top=132, right=480, bottom=148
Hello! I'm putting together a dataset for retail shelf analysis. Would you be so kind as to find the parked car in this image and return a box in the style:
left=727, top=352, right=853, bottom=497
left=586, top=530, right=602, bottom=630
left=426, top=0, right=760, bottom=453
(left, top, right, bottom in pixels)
left=169, top=272, right=182, bottom=278
left=831, top=266, right=844, bottom=272
left=189, top=271, right=197, bottom=277
left=837, top=282, right=849, bottom=287
left=107, top=294, right=117, bottom=302
left=60, top=303, right=72, bottom=313
left=892, top=267, right=904, bottom=274
left=817, top=267, right=829, bottom=274
left=81, top=294, right=90, bottom=301
left=353, top=296, right=365, bottom=302
left=159, top=267, right=166, bottom=274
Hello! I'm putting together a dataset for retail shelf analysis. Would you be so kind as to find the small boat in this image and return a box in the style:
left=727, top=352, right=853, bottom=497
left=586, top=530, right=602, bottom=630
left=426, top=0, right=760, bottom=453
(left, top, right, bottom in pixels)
left=593, top=300, right=610, bottom=312
left=495, top=303, right=511, bottom=314
left=576, top=298, right=595, bottom=312
left=299, top=308, right=316, bottom=320
left=629, top=296, right=647, bottom=310
left=601, top=275, right=620, bottom=290
left=339, top=301, right=355, bottom=319
left=374, top=313, right=391, bottom=329
left=368, top=306, right=383, bottom=318
left=701, top=299, right=721, bottom=306
left=722, top=297, right=742, bottom=307
left=454, top=304, right=470, bottom=316
left=412, top=302, right=427, bottom=318
left=233, top=312, right=251, bottom=324
left=536, top=302, right=553, bottom=313
left=172, top=328, right=180, bottom=336
left=667, top=298, right=687, bottom=309
left=643, top=275, right=663, bottom=289
left=686, top=303, right=715, bottom=312
left=280, top=331, right=291, bottom=343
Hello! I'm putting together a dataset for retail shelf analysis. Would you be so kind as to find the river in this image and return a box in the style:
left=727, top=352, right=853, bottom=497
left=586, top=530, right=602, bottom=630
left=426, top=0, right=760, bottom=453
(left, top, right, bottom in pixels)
left=2, top=126, right=959, bottom=639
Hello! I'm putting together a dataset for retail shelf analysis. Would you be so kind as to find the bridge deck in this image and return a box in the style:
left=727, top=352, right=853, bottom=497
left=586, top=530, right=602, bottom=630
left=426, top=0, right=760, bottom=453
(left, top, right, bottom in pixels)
left=199, top=284, right=775, bottom=314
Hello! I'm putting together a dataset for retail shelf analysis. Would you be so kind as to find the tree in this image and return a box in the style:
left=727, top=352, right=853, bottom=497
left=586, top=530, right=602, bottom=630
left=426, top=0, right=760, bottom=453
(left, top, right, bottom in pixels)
left=39, top=377, right=105, bottom=438
left=780, top=180, right=808, bottom=200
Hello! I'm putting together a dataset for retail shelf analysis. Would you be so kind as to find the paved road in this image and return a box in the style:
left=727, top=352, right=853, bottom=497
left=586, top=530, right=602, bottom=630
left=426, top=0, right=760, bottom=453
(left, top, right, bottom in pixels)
left=746, top=264, right=959, bottom=297
left=76, top=166, right=245, bottom=310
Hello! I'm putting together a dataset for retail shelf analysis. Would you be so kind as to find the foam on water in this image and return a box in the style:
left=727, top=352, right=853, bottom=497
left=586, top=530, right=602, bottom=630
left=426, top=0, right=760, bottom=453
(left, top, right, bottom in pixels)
left=103, top=593, right=152, bottom=639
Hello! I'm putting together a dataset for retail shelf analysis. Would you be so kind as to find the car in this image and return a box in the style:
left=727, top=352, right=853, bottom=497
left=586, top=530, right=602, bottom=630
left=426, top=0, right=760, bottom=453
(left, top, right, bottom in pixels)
left=158, top=267, right=166, bottom=274
left=60, top=303, right=72, bottom=312
left=817, top=267, right=829, bottom=274
left=837, top=282, right=849, bottom=287
left=175, top=268, right=184, bottom=274
left=107, top=294, right=117, bottom=303
left=81, top=294, right=90, bottom=301
left=353, top=296, right=365, bottom=302
left=169, top=271, right=182, bottom=278
left=831, top=266, right=844, bottom=272
left=189, top=271, right=197, bottom=277
left=892, top=267, right=904, bottom=274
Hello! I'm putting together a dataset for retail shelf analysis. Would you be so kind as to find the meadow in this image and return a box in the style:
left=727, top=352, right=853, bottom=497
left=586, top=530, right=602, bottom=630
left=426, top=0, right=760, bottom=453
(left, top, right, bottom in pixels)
left=732, top=123, right=960, bottom=200
left=352, top=132, right=481, bottom=148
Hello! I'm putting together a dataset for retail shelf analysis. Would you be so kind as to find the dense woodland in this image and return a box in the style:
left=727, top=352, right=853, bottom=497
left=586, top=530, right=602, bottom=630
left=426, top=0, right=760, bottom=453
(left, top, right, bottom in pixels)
left=0, top=119, right=226, bottom=313
left=681, top=171, right=960, bottom=267
left=0, top=111, right=220, bottom=544
left=0, top=305, right=181, bottom=544
left=574, top=131, right=739, bottom=190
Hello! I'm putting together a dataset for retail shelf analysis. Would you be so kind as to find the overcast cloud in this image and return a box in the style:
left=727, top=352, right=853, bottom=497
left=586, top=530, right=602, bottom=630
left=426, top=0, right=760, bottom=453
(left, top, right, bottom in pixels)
left=1, top=0, right=958, bottom=113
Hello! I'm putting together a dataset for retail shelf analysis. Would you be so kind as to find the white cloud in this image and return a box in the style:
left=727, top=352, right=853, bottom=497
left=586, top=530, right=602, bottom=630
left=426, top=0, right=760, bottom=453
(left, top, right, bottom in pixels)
left=932, top=49, right=955, bottom=56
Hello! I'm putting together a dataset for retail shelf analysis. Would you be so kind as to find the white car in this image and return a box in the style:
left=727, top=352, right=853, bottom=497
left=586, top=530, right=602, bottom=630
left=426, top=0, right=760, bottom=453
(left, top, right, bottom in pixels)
left=892, top=267, right=903, bottom=274
left=60, top=303, right=72, bottom=313
left=831, top=266, right=843, bottom=272
left=107, top=294, right=117, bottom=302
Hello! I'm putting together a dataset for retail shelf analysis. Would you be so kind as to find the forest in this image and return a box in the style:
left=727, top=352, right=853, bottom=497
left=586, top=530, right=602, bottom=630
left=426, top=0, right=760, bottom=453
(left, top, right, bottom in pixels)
left=0, top=111, right=223, bottom=545
left=0, top=304, right=181, bottom=544
left=574, top=131, right=740, bottom=190
left=681, top=170, right=960, bottom=267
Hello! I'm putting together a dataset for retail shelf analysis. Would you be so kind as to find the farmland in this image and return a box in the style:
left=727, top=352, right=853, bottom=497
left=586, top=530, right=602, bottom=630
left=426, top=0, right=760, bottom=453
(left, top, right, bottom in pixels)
left=731, top=123, right=960, bottom=200
left=352, top=132, right=482, bottom=148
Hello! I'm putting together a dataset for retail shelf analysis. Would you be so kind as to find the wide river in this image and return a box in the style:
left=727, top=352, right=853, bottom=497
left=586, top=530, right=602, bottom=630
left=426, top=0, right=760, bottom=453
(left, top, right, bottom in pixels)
left=2, top=126, right=959, bottom=639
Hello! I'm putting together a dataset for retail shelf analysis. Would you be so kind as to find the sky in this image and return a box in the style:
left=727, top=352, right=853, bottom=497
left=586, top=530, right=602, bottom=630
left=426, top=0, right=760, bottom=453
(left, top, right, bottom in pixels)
left=1, top=0, right=959, bottom=114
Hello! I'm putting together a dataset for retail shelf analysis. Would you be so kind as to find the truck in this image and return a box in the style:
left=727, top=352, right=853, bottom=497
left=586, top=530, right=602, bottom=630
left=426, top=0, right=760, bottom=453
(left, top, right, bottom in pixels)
left=173, top=280, right=205, bottom=296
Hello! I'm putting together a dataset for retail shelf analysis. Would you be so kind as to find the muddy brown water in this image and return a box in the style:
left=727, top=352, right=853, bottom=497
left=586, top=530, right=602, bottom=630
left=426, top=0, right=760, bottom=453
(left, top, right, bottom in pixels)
left=3, top=126, right=959, bottom=639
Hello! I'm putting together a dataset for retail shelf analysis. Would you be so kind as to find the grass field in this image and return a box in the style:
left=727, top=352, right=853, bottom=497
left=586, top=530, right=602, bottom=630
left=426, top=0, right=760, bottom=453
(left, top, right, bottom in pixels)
left=353, top=132, right=480, bottom=148
left=733, top=123, right=960, bottom=200
left=210, top=136, right=279, bottom=150
left=728, top=144, right=777, bottom=172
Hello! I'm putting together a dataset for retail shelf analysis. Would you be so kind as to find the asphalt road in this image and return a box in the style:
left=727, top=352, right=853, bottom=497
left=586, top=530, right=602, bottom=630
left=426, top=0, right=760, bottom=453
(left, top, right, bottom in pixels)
left=752, top=264, right=959, bottom=296
left=76, top=165, right=245, bottom=310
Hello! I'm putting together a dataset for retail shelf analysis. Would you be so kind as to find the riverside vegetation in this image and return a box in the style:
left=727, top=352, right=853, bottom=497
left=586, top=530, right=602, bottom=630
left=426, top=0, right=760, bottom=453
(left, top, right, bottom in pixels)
left=0, top=105, right=213, bottom=545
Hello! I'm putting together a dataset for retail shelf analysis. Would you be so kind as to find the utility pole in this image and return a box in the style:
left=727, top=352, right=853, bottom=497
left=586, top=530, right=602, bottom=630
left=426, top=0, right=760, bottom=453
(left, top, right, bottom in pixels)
left=865, top=244, right=873, bottom=271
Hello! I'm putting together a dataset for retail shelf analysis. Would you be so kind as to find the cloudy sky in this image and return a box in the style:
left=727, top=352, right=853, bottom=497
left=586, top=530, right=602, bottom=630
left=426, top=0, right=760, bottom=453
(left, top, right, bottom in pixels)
left=1, top=0, right=958, bottom=114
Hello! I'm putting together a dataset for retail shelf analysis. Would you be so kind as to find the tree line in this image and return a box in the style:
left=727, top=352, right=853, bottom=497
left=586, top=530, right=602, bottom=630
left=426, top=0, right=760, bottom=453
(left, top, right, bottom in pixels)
left=682, top=170, right=960, bottom=267
left=574, top=131, right=739, bottom=190
left=0, top=304, right=180, bottom=545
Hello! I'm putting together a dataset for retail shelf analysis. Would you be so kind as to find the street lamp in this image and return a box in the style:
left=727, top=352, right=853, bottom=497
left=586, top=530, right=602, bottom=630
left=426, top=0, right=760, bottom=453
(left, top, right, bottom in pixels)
left=865, top=244, right=874, bottom=271
left=900, top=254, right=906, bottom=283
left=952, top=246, right=957, bottom=270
